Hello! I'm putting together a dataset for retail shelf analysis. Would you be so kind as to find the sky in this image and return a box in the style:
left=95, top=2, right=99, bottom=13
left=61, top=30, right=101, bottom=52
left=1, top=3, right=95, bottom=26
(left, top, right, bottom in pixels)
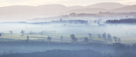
left=0, top=0, right=136, bottom=7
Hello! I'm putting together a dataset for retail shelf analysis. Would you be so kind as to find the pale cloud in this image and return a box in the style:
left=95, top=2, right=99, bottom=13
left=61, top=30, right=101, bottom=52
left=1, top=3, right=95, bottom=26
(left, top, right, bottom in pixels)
left=0, top=0, right=68, bottom=7
left=0, top=0, right=135, bottom=7
left=118, top=0, right=136, bottom=5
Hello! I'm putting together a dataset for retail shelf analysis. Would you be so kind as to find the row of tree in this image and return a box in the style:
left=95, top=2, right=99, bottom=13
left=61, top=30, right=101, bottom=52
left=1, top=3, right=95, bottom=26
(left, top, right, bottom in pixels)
left=1, top=30, right=121, bottom=43
left=99, top=33, right=121, bottom=43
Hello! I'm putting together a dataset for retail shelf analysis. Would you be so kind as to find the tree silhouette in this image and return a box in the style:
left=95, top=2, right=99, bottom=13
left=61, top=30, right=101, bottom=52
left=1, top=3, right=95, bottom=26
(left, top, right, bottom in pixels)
left=70, top=34, right=78, bottom=42
left=107, top=34, right=112, bottom=43
left=26, top=36, right=29, bottom=43
left=97, top=34, right=101, bottom=38
left=21, top=30, right=25, bottom=36
left=61, top=35, right=63, bottom=42
left=102, top=33, right=107, bottom=41
left=113, top=36, right=118, bottom=43
left=118, top=38, right=121, bottom=43
left=9, top=30, right=13, bottom=34
left=88, top=33, right=92, bottom=40
left=0, top=33, right=2, bottom=36
left=88, top=33, right=91, bottom=37
left=84, top=37, right=89, bottom=43
left=47, top=36, right=52, bottom=42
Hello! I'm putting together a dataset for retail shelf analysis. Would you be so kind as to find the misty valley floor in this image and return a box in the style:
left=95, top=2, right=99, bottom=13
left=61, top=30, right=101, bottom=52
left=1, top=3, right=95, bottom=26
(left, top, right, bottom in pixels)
left=0, top=42, right=136, bottom=57
left=0, top=22, right=136, bottom=57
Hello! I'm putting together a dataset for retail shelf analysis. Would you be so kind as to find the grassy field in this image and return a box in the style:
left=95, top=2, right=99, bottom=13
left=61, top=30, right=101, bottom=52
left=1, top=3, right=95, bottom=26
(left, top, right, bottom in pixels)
left=1, top=33, right=136, bottom=44
left=0, top=33, right=106, bottom=43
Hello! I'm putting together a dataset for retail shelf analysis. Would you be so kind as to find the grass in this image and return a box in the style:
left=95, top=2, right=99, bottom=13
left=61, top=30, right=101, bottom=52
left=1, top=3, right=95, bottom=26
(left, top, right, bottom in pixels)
left=1, top=33, right=136, bottom=44
left=0, top=33, right=108, bottom=43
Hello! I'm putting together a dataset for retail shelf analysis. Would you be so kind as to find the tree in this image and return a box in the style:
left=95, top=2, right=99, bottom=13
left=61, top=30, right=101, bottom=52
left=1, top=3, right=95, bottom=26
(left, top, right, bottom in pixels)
left=113, top=36, right=118, bottom=43
left=97, top=34, right=101, bottom=38
left=102, top=33, right=107, bottom=41
left=26, top=36, right=29, bottom=43
left=9, top=30, right=13, bottom=34
left=84, top=37, right=89, bottom=43
left=70, top=34, right=78, bottom=42
left=88, top=33, right=92, bottom=40
left=47, top=36, right=52, bottom=42
left=60, top=35, right=63, bottom=42
left=0, top=33, right=2, bottom=36
left=21, top=30, right=25, bottom=36
left=88, top=33, right=91, bottom=37
left=118, top=38, right=121, bottom=43
left=107, top=34, right=112, bottom=43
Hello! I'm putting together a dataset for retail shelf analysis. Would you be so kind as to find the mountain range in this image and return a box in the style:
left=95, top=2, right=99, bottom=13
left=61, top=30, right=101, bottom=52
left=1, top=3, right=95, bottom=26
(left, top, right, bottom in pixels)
left=0, top=2, right=136, bottom=21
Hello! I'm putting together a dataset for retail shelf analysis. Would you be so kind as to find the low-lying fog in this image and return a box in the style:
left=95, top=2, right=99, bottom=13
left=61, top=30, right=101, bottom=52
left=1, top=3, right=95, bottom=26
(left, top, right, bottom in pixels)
left=0, top=22, right=136, bottom=43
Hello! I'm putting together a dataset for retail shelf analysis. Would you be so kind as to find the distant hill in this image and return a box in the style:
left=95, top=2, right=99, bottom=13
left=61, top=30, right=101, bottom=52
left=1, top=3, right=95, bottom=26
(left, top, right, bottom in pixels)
left=67, top=6, right=85, bottom=10
left=0, top=4, right=68, bottom=21
left=37, top=4, right=68, bottom=13
left=66, top=2, right=126, bottom=14
left=67, top=8, right=107, bottom=13
left=87, top=2, right=126, bottom=10
left=0, top=2, right=135, bottom=21
left=111, top=5, right=136, bottom=12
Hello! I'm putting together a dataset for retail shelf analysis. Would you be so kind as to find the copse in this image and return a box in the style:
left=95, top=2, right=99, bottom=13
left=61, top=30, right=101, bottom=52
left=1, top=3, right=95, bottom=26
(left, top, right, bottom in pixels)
left=113, top=36, right=121, bottom=43
left=70, top=34, right=78, bottom=42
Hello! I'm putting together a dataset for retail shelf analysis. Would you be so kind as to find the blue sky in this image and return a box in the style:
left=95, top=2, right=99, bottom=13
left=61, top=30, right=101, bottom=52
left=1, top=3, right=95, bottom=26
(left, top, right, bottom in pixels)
left=0, top=0, right=136, bottom=7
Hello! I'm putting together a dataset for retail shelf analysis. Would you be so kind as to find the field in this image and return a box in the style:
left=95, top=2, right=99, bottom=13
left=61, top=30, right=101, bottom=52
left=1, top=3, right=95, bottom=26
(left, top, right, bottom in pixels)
left=0, top=23, right=136, bottom=44
left=0, top=33, right=105, bottom=43
left=0, top=23, right=136, bottom=56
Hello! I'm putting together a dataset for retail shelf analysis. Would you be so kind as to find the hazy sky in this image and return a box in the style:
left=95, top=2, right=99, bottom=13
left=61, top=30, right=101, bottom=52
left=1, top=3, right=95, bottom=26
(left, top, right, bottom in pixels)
left=0, top=0, right=136, bottom=7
